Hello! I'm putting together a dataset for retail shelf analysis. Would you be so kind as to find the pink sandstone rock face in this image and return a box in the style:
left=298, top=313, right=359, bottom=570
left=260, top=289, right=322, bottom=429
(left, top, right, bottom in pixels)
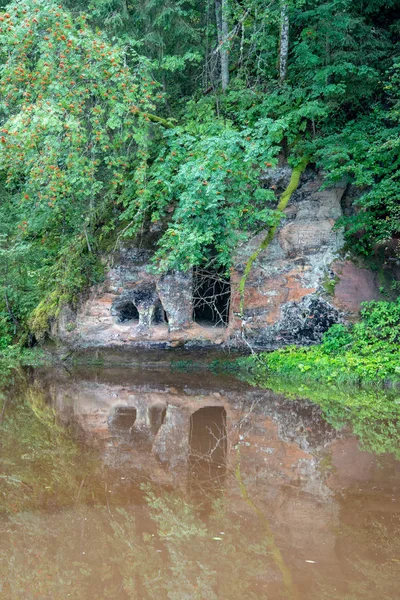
left=332, top=260, right=385, bottom=317
left=52, top=168, right=397, bottom=350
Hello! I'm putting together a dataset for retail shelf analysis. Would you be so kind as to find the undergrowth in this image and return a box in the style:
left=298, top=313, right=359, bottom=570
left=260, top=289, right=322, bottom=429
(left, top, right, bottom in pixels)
left=239, top=299, right=400, bottom=388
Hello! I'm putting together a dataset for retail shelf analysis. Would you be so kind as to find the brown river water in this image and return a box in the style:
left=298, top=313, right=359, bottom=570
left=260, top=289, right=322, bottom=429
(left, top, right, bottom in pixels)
left=0, top=360, right=399, bottom=599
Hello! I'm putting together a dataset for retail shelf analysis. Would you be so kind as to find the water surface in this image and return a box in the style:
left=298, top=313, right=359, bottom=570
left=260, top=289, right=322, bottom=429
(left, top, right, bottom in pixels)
left=0, top=363, right=399, bottom=599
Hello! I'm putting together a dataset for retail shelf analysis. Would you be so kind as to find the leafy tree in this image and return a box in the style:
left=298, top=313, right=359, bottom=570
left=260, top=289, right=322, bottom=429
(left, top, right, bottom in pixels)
left=68, top=0, right=208, bottom=99
left=0, top=0, right=161, bottom=333
left=134, top=102, right=277, bottom=273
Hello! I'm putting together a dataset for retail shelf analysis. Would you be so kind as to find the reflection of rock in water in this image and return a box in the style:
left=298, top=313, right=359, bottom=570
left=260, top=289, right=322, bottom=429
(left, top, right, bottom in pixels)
left=33, top=364, right=400, bottom=595
left=188, top=406, right=227, bottom=502
left=3, top=365, right=400, bottom=600
left=148, top=401, right=167, bottom=433
left=108, top=401, right=169, bottom=451
left=15, top=365, right=399, bottom=600
left=108, top=406, right=137, bottom=431
left=47, top=367, right=341, bottom=482
left=46, top=366, right=345, bottom=532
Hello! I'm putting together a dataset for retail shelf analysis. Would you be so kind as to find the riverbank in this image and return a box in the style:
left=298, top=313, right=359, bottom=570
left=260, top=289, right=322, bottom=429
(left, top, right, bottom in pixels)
left=238, top=299, right=400, bottom=389
left=1, top=299, right=399, bottom=458
left=0, top=347, right=53, bottom=394
left=237, top=342, right=400, bottom=388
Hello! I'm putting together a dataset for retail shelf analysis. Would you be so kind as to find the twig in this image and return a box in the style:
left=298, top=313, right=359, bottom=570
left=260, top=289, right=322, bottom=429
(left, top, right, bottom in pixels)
left=0, top=395, right=9, bottom=426
left=4, top=290, right=19, bottom=332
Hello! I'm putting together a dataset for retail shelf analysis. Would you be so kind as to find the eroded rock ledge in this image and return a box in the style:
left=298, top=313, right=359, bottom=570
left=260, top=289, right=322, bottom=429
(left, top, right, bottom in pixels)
left=53, top=169, right=387, bottom=350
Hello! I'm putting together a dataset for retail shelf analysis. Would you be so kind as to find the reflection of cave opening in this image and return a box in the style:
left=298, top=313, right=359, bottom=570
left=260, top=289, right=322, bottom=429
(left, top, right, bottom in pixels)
left=116, top=301, right=139, bottom=323
left=193, top=268, right=230, bottom=327
left=189, top=406, right=227, bottom=500
left=109, top=406, right=137, bottom=430
left=149, top=403, right=167, bottom=433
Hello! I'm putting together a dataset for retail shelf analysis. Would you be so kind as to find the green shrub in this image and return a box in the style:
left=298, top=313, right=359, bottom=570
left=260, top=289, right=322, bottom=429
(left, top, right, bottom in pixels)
left=356, top=298, right=400, bottom=344
left=321, top=324, right=353, bottom=354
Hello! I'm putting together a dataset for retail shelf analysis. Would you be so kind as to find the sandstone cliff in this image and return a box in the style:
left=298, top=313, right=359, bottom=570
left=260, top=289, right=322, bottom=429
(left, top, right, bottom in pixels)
left=53, top=168, right=389, bottom=350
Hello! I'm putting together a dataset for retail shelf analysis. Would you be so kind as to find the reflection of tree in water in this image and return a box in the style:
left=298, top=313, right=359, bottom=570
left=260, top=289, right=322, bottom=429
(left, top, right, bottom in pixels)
left=0, top=384, right=99, bottom=515
left=109, top=487, right=284, bottom=600
left=0, top=489, right=286, bottom=599
left=2, top=485, right=399, bottom=600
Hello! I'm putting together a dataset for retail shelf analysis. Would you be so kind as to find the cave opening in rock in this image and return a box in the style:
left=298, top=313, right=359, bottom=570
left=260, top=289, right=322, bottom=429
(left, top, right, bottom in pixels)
left=193, top=268, right=231, bottom=327
left=153, top=300, right=169, bottom=325
left=189, top=406, right=227, bottom=497
left=109, top=406, right=137, bottom=430
left=116, top=301, right=139, bottom=323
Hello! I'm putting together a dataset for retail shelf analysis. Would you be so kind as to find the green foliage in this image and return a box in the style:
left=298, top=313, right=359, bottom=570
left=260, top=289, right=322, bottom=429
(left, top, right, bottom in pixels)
left=321, top=272, right=339, bottom=296
left=28, top=236, right=105, bottom=337
left=252, top=342, right=400, bottom=386
left=356, top=297, right=400, bottom=345
left=0, top=0, right=398, bottom=341
left=319, top=323, right=352, bottom=353
left=81, top=0, right=207, bottom=98
left=319, top=102, right=400, bottom=254
left=133, top=102, right=277, bottom=272
left=0, top=0, right=159, bottom=337
left=0, top=187, right=42, bottom=341
left=0, top=0, right=157, bottom=219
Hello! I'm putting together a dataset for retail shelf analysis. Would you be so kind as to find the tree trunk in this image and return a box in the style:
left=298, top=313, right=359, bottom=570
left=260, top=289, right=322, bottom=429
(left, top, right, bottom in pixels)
left=4, top=290, right=19, bottom=333
left=279, top=1, right=289, bottom=82
left=215, top=0, right=229, bottom=92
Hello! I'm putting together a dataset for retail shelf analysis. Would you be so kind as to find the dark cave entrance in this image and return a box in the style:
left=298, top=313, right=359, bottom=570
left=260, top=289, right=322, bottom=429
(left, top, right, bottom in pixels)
left=116, top=301, right=139, bottom=323
left=153, top=300, right=169, bottom=325
left=193, top=268, right=231, bottom=327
